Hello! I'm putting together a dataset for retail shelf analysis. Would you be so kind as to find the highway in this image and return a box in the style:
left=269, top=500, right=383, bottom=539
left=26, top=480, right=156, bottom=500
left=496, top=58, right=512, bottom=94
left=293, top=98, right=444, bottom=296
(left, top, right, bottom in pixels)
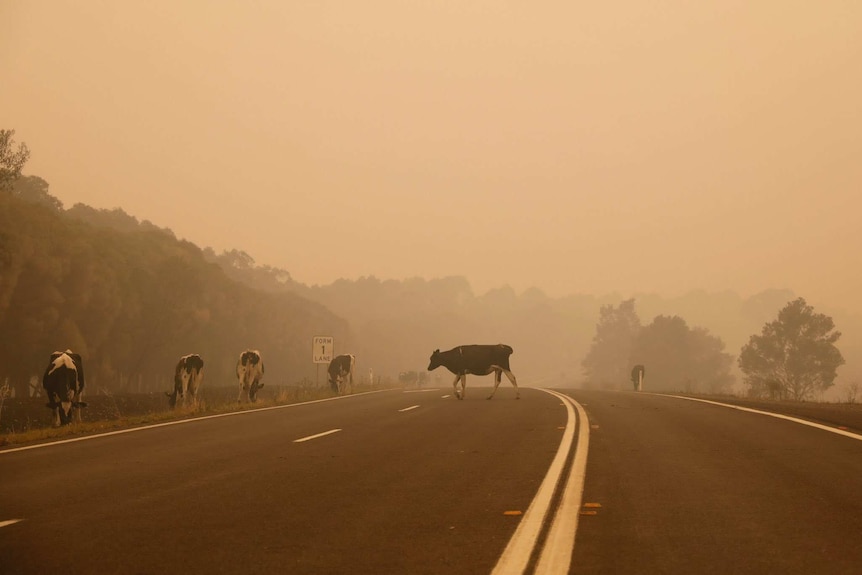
left=568, top=390, right=862, bottom=574
left=3, top=388, right=862, bottom=574
left=0, top=388, right=577, bottom=575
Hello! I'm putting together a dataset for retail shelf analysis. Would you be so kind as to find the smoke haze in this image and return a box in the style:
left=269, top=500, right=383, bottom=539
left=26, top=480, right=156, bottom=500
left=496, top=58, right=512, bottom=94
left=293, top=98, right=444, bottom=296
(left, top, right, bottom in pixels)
left=2, top=1, right=860, bottom=312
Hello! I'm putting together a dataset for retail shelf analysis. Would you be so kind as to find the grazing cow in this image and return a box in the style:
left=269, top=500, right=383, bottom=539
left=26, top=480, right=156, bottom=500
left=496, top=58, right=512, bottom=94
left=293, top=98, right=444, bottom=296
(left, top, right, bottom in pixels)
left=42, top=350, right=87, bottom=426
left=237, top=350, right=265, bottom=403
left=328, top=354, right=355, bottom=394
left=166, top=354, right=204, bottom=408
left=631, top=364, right=645, bottom=392
left=428, top=344, right=519, bottom=400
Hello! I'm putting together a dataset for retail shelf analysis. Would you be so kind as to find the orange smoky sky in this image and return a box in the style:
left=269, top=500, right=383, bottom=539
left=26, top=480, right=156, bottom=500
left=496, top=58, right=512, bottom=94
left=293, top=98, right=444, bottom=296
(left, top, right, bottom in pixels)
left=2, top=1, right=860, bottom=311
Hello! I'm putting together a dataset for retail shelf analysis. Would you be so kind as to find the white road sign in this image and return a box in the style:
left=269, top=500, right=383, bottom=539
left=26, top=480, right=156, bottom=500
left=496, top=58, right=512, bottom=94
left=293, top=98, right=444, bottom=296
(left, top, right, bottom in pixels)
left=312, top=336, right=334, bottom=364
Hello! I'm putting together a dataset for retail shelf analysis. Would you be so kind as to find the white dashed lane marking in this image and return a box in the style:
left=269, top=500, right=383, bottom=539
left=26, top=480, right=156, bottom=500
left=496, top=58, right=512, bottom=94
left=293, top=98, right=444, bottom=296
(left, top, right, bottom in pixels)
left=1, top=519, right=23, bottom=528
left=293, top=429, right=342, bottom=443
left=399, top=405, right=420, bottom=412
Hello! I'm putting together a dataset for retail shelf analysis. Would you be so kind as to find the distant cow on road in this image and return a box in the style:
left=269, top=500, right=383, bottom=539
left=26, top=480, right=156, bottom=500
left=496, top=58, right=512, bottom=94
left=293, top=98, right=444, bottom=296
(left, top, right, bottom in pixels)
left=237, top=350, right=264, bottom=403
left=427, top=344, right=519, bottom=400
left=167, top=354, right=204, bottom=408
left=42, top=350, right=87, bottom=426
left=328, top=354, right=355, bottom=395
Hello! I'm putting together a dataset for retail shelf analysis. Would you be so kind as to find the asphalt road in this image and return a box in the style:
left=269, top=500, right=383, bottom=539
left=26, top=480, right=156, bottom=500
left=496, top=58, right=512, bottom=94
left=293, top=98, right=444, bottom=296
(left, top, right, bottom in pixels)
left=0, top=388, right=570, bottom=575
left=3, top=388, right=862, bottom=575
left=565, top=390, right=862, bottom=575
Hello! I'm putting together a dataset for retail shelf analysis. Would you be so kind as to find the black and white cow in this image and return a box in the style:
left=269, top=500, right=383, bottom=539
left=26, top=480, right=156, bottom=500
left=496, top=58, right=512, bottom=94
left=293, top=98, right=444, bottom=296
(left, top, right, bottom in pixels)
left=166, top=354, right=204, bottom=408
left=328, top=354, right=355, bottom=395
left=427, top=344, right=519, bottom=400
left=42, top=350, right=87, bottom=426
left=237, top=349, right=264, bottom=403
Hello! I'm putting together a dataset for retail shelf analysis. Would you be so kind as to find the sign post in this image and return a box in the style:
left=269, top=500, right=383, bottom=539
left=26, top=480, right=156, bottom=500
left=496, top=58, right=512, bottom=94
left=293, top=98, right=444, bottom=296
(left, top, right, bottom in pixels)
left=312, top=336, right=334, bottom=387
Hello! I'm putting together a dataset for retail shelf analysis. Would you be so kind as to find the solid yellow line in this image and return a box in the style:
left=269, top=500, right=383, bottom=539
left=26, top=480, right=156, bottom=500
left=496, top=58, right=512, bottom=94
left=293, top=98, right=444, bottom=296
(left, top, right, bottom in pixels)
left=534, top=391, right=591, bottom=575
left=490, top=389, right=576, bottom=575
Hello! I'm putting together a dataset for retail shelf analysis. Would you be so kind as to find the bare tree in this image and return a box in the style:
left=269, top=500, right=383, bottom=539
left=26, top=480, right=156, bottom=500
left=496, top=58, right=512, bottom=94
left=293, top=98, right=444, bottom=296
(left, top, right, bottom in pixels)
left=0, top=129, right=31, bottom=191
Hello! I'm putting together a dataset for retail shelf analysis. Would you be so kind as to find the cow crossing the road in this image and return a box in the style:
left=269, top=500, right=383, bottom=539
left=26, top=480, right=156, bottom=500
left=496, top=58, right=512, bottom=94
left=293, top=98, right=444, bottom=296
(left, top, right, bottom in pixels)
left=427, top=344, right=519, bottom=400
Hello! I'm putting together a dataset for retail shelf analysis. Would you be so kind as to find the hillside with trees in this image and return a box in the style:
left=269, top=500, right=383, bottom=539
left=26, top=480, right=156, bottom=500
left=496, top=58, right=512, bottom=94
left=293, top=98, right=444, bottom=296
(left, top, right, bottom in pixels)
left=0, top=186, right=350, bottom=399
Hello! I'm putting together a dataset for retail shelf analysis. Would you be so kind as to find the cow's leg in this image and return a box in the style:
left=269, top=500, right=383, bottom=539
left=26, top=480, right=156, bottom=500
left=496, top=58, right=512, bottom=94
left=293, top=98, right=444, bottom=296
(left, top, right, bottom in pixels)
left=237, top=383, right=245, bottom=403
left=72, top=391, right=84, bottom=422
left=188, top=376, right=197, bottom=408
left=348, top=370, right=353, bottom=394
left=487, top=369, right=503, bottom=400
left=451, top=374, right=463, bottom=399
left=460, top=374, right=467, bottom=399
left=503, top=369, right=520, bottom=399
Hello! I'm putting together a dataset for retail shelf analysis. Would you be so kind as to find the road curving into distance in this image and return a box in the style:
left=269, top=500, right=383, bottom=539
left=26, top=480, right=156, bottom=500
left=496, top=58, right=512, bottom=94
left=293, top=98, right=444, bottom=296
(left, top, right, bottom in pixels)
left=4, top=386, right=861, bottom=574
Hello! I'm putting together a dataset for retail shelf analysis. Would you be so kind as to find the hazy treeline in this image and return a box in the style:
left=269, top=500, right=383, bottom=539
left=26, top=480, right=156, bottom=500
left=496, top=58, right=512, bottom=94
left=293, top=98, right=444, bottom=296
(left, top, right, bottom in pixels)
left=212, top=252, right=862, bottom=399
left=210, top=255, right=596, bottom=386
left=3, top=174, right=859, bottom=399
left=208, top=249, right=862, bottom=397
left=0, top=182, right=350, bottom=399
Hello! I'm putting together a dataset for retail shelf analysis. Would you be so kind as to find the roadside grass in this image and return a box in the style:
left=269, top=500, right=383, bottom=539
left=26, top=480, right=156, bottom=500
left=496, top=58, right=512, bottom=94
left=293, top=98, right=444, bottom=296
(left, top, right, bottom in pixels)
left=0, top=382, right=392, bottom=448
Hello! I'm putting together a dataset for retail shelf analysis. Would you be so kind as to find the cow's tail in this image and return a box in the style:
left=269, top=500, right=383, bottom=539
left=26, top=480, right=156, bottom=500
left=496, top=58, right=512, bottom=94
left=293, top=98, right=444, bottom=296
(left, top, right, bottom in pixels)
left=501, top=344, right=514, bottom=355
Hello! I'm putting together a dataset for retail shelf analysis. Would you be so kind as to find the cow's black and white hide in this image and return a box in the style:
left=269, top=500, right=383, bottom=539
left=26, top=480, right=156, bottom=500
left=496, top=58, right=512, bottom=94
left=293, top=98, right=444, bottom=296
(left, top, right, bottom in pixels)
left=427, top=344, right=519, bottom=400
left=328, top=354, right=355, bottom=394
left=237, top=349, right=265, bottom=403
left=42, top=350, right=87, bottom=426
left=167, top=354, right=205, bottom=408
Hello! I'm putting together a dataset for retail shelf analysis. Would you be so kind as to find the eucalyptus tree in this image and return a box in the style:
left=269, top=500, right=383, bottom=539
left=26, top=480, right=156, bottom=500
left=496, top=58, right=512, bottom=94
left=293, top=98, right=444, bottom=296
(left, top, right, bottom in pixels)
left=738, top=298, right=844, bottom=400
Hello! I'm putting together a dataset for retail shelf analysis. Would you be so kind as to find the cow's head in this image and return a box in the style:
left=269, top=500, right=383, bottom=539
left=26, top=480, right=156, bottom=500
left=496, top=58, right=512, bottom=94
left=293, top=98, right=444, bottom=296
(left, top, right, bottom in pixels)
left=46, top=398, right=88, bottom=426
left=428, top=349, right=442, bottom=371
left=249, top=380, right=263, bottom=402
left=46, top=396, right=75, bottom=426
left=166, top=390, right=179, bottom=408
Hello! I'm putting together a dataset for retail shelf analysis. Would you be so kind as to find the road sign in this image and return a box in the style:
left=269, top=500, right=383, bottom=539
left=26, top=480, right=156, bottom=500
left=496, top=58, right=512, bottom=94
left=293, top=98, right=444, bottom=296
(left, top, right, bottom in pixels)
left=312, top=336, right=334, bottom=364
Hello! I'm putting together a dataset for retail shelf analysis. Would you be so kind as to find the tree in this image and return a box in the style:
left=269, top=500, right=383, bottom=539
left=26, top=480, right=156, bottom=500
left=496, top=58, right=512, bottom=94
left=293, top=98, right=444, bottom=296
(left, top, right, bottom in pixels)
left=631, top=315, right=735, bottom=393
left=11, top=175, right=63, bottom=211
left=582, top=299, right=641, bottom=387
left=0, top=129, right=31, bottom=191
left=738, top=298, right=844, bottom=400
